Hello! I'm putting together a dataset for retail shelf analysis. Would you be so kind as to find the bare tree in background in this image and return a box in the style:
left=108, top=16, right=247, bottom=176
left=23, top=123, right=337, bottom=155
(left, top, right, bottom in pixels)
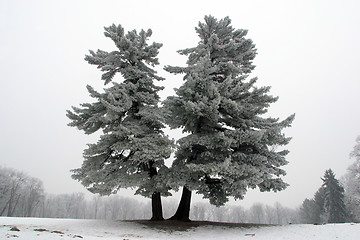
left=0, top=167, right=44, bottom=217
left=343, top=136, right=360, bottom=222
left=249, top=203, right=265, bottom=224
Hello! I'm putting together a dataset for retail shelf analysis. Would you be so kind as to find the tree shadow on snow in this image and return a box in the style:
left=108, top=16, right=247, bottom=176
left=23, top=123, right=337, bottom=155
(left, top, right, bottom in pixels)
left=127, top=220, right=272, bottom=232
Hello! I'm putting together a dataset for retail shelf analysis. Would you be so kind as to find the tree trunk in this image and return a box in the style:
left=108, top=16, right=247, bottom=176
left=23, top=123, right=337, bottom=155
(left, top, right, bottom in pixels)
left=148, top=161, right=164, bottom=221
left=8, top=193, right=21, bottom=217
left=169, top=186, right=192, bottom=221
left=150, top=192, right=164, bottom=221
left=0, top=201, right=9, bottom=216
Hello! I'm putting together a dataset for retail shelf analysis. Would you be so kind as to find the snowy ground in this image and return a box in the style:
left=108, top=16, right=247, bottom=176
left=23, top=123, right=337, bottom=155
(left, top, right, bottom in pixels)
left=0, top=217, right=359, bottom=240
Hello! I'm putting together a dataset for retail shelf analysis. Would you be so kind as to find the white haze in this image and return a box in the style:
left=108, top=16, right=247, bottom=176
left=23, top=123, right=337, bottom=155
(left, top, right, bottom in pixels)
left=1, top=0, right=360, bottom=208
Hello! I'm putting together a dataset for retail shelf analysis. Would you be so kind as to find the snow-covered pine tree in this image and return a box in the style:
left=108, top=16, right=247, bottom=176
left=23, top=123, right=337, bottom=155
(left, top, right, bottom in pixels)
left=66, top=24, right=173, bottom=221
left=322, top=169, right=347, bottom=223
left=299, top=187, right=326, bottom=224
left=343, top=136, right=360, bottom=221
left=313, top=186, right=326, bottom=222
left=163, top=16, right=294, bottom=221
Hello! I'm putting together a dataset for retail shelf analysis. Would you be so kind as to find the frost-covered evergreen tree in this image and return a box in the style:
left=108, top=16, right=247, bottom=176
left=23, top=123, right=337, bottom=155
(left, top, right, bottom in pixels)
left=163, top=16, right=294, bottom=221
left=299, top=186, right=326, bottom=224
left=322, top=169, right=347, bottom=223
left=313, top=186, right=326, bottom=222
left=67, top=24, right=173, bottom=220
left=343, top=136, right=360, bottom=221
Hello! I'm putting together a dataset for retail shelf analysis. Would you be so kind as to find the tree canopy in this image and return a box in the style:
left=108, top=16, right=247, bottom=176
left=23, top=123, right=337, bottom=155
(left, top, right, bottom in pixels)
left=67, top=24, right=173, bottom=220
left=301, top=169, right=348, bottom=224
left=163, top=16, right=294, bottom=220
left=322, top=169, right=347, bottom=223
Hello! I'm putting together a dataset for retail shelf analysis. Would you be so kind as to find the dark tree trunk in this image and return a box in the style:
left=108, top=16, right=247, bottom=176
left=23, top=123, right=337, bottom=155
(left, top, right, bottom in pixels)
left=150, top=191, right=164, bottom=221
left=169, top=186, right=192, bottom=221
left=148, top=161, right=164, bottom=221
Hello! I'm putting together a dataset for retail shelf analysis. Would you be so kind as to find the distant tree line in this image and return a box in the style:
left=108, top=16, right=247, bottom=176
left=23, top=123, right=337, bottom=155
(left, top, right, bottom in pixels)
left=1, top=166, right=300, bottom=223
left=0, top=166, right=43, bottom=217
left=189, top=202, right=300, bottom=224
left=0, top=166, right=150, bottom=219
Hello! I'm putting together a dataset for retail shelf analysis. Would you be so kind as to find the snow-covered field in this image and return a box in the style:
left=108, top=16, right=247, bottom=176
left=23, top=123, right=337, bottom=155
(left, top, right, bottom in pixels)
left=0, top=217, right=359, bottom=240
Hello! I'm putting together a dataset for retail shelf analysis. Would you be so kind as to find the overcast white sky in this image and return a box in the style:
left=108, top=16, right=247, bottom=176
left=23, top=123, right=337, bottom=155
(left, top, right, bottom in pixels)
left=1, top=0, right=360, bottom=208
